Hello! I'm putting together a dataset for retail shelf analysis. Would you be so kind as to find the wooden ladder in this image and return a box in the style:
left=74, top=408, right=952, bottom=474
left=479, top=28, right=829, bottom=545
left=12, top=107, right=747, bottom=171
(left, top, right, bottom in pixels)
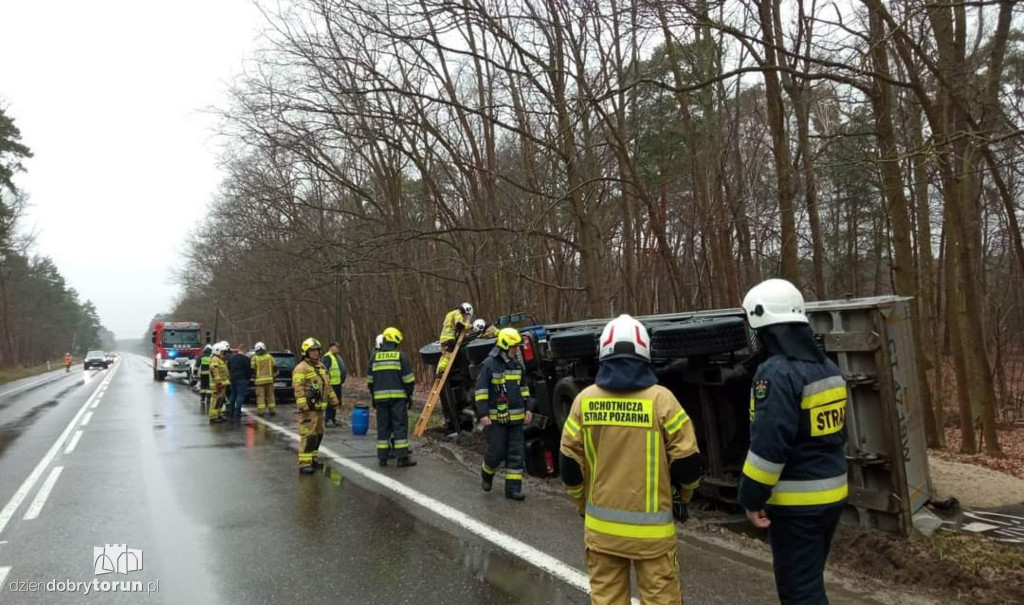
left=413, top=333, right=465, bottom=436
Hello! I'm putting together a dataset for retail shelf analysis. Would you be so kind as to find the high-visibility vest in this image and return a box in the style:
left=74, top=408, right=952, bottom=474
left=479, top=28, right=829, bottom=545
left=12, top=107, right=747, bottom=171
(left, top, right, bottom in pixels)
left=251, top=353, right=275, bottom=385
left=440, top=309, right=467, bottom=342
left=199, top=355, right=211, bottom=377
left=324, top=351, right=342, bottom=386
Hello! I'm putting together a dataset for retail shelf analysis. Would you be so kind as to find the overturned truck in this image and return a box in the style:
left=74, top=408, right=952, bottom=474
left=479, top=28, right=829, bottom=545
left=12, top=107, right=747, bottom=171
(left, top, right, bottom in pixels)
left=419, top=296, right=932, bottom=536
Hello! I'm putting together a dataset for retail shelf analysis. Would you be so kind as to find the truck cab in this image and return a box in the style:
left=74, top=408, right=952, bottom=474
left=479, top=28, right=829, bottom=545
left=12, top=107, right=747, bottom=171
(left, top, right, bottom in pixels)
left=152, top=321, right=211, bottom=381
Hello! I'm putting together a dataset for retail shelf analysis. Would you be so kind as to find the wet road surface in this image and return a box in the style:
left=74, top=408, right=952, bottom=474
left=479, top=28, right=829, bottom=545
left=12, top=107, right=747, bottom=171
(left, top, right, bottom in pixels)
left=0, top=355, right=910, bottom=604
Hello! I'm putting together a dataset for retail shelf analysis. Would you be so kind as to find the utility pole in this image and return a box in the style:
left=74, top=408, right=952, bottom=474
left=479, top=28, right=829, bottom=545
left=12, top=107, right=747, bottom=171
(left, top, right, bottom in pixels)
left=212, top=305, right=220, bottom=342
left=334, top=273, right=342, bottom=339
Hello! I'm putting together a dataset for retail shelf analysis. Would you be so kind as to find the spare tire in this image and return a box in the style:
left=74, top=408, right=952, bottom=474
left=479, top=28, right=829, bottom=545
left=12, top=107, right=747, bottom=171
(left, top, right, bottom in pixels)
left=419, top=341, right=442, bottom=367
left=649, top=317, right=749, bottom=358
left=465, top=338, right=496, bottom=365
left=549, top=327, right=601, bottom=360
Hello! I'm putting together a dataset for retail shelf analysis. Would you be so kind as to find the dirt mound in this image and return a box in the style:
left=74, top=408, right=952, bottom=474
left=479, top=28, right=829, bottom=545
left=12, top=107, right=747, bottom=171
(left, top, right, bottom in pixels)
left=929, top=454, right=1024, bottom=507
left=830, top=527, right=1024, bottom=604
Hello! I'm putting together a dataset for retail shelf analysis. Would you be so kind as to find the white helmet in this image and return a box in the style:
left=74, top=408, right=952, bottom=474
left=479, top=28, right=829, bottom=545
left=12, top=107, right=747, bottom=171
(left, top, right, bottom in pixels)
left=742, top=278, right=808, bottom=329
left=254, top=342, right=266, bottom=353
left=460, top=302, right=473, bottom=316
left=375, top=334, right=384, bottom=349
left=599, top=314, right=651, bottom=362
left=472, top=319, right=486, bottom=332
left=212, top=341, right=229, bottom=355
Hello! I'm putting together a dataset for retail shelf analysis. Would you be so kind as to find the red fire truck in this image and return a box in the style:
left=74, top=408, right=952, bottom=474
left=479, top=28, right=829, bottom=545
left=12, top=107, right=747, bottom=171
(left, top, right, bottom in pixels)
left=151, top=321, right=210, bottom=381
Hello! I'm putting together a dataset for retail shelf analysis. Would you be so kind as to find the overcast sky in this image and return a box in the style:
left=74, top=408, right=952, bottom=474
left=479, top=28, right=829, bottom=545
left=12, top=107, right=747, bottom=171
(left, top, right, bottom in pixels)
left=0, top=0, right=262, bottom=340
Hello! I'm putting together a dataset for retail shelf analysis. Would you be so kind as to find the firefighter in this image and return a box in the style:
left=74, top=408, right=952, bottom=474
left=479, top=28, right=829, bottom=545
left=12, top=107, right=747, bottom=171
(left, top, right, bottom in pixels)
left=64, top=352, right=72, bottom=372
left=198, top=344, right=213, bottom=407
left=437, top=302, right=473, bottom=372
left=560, top=314, right=702, bottom=605
left=208, top=341, right=231, bottom=424
left=293, top=338, right=338, bottom=474
left=476, top=328, right=533, bottom=500
left=250, top=342, right=276, bottom=416
left=472, top=318, right=498, bottom=338
left=366, top=327, right=416, bottom=467
left=738, top=279, right=848, bottom=605
left=322, top=341, right=347, bottom=428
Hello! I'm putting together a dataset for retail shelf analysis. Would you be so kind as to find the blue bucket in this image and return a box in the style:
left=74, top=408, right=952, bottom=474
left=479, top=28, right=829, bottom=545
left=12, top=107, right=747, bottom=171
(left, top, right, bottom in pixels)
left=351, top=406, right=370, bottom=435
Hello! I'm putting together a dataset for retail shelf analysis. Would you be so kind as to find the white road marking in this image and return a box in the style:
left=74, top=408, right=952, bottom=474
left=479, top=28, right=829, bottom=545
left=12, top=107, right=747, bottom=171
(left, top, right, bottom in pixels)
left=247, top=412, right=634, bottom=603
left=65, top=430, right=84, bottom=454
left=90, top=396, right=101, bottom=409
left=80, top=411, right=93, bottom=426
left=22, top=466, right=63, bottom=520
left=0, top=364, right=117, bottom=537
left=0, top=566, right=9, bottom=588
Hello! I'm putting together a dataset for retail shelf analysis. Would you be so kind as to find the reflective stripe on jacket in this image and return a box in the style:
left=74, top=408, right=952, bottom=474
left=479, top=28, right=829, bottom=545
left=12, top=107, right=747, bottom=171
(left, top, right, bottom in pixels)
left=365, top=343, right=415, bottom=402
left=199, top=355, right=211, bottom=377
left=209, top=356, right=230, bottom=388
left=560, top=383, right=699, bottom=559
left=292, top=359, right=337, bottom=410
left=474, top=353, right=531, bottom=424
left=440, top=309, right=468, bottom=343
left=738, top=355, right=849, bottom=513
left=251, top=353, right=276, bottom=385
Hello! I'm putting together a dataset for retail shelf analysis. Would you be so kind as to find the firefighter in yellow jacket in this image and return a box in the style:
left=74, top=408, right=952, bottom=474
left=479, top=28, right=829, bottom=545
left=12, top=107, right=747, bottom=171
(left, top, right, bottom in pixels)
left=208, top=341, right=231, bottom=424
left=250, top=342, right=276, bottom=416
left=560, top=315, right=702, bottom=605
left=437, top=302, right=473, bottom=372
left=293, top=338, right=338, bottom=474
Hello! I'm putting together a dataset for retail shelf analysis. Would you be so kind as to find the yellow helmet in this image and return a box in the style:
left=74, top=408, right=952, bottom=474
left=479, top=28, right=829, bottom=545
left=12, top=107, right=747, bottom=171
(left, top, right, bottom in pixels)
left=382, top=327, right=403, bottom=344
left=496, top=328, right=522, bottom=351
left=301, top=337, right=322, bottom=355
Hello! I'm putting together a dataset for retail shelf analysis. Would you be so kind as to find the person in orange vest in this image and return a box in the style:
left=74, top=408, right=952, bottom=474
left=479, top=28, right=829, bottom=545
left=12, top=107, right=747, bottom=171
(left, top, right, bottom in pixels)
left=63, top=352, right=72, bottom=372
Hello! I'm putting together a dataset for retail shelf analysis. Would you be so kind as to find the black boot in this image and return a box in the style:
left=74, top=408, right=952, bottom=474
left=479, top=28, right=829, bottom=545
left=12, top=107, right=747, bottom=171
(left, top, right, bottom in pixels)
left=378, top=458, right=388, bottom=467
left=397, top=457, right=417, bottom=468
left=505, top=490, right=525, bottom=501
left=481, top=471, right=493, bottom=492
left=312, top=460, right=324, bottom=469
left=299, top=466, right=315, bottom=475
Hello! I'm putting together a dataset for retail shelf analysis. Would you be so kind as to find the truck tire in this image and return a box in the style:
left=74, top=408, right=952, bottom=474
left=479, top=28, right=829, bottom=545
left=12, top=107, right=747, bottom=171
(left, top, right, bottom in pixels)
left=419, top=342, right=442, bottom=367
left=153, top=369, right=166, bottom=381
left=649, top=317, right=749, bottom=359
left=549, top=327, right=601, bottom=360
left=552, top=377, right=581, bottom=432
left=465, top=338, right=496, bottom=365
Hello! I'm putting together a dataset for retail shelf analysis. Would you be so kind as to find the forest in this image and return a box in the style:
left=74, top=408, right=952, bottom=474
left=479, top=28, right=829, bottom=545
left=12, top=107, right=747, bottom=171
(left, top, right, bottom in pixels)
left=169, top=0, right=1024, bottom=455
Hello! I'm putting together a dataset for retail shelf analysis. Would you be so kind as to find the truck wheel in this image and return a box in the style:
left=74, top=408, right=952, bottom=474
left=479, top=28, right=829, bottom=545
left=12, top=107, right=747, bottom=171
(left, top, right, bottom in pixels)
left=465, top=338, right=496, bottom=364
left=418, top=342, right=442, bottom=367
left=549, top=327, right=601, bottom=360
left=552, top=377, right=581, bottom=432
left=649, top=316, right=749, bottom=358
left=153, top=369, right=164, bottom=381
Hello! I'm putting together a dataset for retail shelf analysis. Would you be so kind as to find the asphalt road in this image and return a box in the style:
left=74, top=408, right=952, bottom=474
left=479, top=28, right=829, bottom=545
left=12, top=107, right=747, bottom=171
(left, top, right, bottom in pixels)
left=0, top=355, right=912, bottom=604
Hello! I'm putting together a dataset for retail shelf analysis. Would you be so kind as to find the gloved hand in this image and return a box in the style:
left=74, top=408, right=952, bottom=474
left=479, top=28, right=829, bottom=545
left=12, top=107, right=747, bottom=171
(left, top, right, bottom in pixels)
left=672, top=486, right=690, bottom=523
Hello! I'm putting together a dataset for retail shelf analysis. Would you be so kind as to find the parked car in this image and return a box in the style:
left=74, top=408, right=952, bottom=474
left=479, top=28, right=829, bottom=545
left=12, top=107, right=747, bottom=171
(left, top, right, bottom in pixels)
left=105, top=352, right=115, bottom=365
left=244, top=350, right=297, bottom=403
left=84, top=350, right=110, bottom=370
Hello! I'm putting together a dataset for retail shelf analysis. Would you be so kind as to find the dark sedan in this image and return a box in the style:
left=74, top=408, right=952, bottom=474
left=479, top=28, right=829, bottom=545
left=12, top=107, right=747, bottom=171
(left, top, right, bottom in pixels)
left=83, top=350, right=109, bottom=370
left=243, top=351, right=297, bottom=403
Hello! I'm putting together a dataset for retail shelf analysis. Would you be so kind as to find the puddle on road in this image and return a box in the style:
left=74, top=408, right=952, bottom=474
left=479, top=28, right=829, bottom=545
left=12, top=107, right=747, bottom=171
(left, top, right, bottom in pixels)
left=0, top=385, right=82, bottom=456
